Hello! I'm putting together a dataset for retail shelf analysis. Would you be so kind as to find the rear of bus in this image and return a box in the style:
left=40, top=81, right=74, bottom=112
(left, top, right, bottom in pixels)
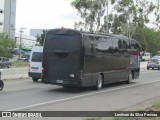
left=42, top=28, right=83, bottom=86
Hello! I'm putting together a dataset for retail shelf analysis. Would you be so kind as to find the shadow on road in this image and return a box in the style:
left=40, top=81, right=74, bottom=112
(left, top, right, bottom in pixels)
left=45, top=81, right=137, bottom=94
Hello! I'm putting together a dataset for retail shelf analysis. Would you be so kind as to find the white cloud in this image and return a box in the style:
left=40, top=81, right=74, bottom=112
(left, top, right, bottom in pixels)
left=16, top=0, right=82, bottom=31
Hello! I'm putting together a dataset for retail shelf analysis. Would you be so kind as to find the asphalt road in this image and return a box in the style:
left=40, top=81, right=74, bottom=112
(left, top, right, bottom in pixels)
left=0, top=66, right=160, bottom=113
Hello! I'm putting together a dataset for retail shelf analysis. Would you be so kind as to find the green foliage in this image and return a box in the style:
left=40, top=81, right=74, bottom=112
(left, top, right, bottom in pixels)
left=71, top=0, right=107, bottom=32
left=113, top=117, right=130, bottom=120
left=12, top=61, right=29, bottom=67
left=36, top=30, right=47, bottom=45
left=132, top=26, right=160, bottom=54
left=154, top=1, right=160, bottom=29
left=152, top=101, right=160, bottom=109
left=108, top=0, right=156, bottom=37
left=71, top=0, right=160, bottom=54
left=0, top=33, right=16, bottom=57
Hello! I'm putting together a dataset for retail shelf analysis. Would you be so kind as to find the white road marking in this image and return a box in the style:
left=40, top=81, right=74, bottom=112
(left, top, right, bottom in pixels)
left=7, top=79, right=160, bottom=111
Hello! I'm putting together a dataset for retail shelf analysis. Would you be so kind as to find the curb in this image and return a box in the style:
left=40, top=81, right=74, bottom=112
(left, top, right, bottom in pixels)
left=2, top=74, right=29, bottom=80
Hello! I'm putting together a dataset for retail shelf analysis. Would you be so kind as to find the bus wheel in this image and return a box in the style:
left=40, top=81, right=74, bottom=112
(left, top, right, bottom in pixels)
left=0, top=80, right=4, bottom=91
left=126, top=72, right=133, bottom=84
left=32, top=77, right=38, bottom=82
left=96, top=75, right=103, bottom=90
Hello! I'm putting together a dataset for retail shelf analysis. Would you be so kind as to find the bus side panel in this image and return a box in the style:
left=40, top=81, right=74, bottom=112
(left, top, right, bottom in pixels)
left=111, top=37, right=130, bottom=82
left=91, top=36, right=113, bottom=85
left=82, top=35, right=93, bottom=86
left=130, top=39, right=141, bottom=79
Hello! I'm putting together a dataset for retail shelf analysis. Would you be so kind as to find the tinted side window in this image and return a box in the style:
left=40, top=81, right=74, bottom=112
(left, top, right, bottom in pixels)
left=95, top=36, right=112, bottom=54
left=96, top=37, right=112, bottom=49
left=120, top=39, right=129, bottom=49
left=130, top=40, right=139, bottom=50
left=84, top=35, right=95, bottom=54
left=112, top=37, right=119, bottom=48
left=32, top=52, right=43, bottom=62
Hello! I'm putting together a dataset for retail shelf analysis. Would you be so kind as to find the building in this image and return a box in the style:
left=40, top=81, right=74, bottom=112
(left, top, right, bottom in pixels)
left=0, top=0, right=5, bottom=33
left=0, top=0, right=16, bottom=38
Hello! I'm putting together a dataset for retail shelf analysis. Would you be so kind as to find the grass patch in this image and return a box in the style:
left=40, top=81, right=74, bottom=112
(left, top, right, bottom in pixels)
left=84, top=118, right=103, bottom=120
left=152, top=101, right=160, bottom=109
left=11, top=61, right=29, bottom=67
left=112, top=117, right=130, bottom=120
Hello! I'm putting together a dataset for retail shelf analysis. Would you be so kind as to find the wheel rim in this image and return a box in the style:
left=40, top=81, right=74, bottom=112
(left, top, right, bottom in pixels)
left=0, top=81, right=4, bottom=91
left=128, top=73, right=132, bottom=83
left=97, top=77, right=102, bottom=89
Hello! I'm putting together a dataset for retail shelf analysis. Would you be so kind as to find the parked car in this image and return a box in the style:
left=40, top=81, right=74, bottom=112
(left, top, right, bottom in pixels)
left=147, top=58, right=160, bottom=70
left=28, top=46, right=43, bottom=82
left=152, top=55, right=160, bottom=59
left=19, top=54, right=30, bottom=61
left=0, top=57, right=11, bottom=68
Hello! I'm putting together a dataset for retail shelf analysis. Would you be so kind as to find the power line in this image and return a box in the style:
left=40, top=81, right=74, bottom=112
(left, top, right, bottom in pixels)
left=15, top=37, right=36, bottom=41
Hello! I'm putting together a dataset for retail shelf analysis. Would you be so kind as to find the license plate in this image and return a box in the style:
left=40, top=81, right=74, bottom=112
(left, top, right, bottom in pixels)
left=56, top=80, right=63, bottom=84
left=31, top=67, right=38, bottom=71
left=32, top=68, right=38, bottom=71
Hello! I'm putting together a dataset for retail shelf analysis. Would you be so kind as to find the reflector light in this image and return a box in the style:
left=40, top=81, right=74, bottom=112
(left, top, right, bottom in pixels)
left=42, top=67, right=44, bottom=71
left=60, top=26, right=65, bottom=32
left=28, top=64, right=30, bottom=72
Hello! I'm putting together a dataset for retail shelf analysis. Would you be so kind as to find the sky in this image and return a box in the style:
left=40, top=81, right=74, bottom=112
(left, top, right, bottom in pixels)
left=16, top=0, right=157, bottom=35
left=16, top=0, right=82, bottom=34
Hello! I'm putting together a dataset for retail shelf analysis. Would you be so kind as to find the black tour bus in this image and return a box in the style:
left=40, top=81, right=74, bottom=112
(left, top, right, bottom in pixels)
left=42, top=28, right=141, bottom=89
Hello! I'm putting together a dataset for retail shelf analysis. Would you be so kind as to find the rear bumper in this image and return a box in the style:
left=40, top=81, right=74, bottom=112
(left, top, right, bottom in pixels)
left=147, top=65, right=160, bottom=68
left=28, top=72, right=41, bottom=78
left=43, top=79, right=82, bottom=87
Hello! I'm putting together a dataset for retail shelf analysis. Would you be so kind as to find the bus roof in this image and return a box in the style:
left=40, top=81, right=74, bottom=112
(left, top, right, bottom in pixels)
left=47, top=28, right=81, bottom=35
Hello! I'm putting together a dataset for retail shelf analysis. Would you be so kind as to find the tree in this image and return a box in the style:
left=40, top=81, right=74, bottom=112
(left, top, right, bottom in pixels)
left=36, top=30, right=47, bottom=46
left=108, top=0, right=156, bottom=38
left=0, top=33, right=16, bottom=57
left=154, top=0, right=160, bottom=29
left=71, top=0, right=107, bottom=32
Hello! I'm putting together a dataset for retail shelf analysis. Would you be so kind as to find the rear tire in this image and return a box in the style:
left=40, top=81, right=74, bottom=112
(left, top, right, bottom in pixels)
left=147, top=67, right=149, bottom=70
left=7, top=64, right=10, bottom=68
left=0, top=80, right=4, bottom=91
left=32, top=77, right=38, bottom=82
left=95, top=75, right=103, bottom=90
left=126, top=72, right=133, bottom=84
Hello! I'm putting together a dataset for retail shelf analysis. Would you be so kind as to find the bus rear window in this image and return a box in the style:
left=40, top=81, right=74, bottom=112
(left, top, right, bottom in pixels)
left=44, top=34, right=81, bottom=52
left=31, top=52, right=43, bottom=62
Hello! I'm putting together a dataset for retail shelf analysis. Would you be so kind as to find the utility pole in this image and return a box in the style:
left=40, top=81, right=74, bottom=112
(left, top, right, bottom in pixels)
left=106, top=0, right=109, bottom=33
left=19, top=28, right=26, bottom=58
